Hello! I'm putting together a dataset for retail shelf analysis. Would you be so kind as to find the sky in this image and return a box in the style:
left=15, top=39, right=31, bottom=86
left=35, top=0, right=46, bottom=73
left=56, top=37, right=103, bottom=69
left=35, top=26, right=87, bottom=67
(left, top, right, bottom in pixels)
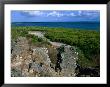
left=11, top=10, right=100, bottom=22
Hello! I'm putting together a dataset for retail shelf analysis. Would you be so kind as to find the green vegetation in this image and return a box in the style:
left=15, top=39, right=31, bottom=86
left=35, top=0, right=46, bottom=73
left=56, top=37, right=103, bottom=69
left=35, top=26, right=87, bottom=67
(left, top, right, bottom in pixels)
left=11, top=26, right=100, bottom=68
left=26, top=34, right=43, bottom=44
left=45, top=29, right=99, bottom=67
left=11, top=28, right=28, bottom=40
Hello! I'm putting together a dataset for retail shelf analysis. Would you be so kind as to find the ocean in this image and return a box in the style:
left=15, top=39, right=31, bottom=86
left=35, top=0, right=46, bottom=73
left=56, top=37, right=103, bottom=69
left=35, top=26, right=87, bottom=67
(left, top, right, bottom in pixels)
left=12, top=22, right=100, bottom=30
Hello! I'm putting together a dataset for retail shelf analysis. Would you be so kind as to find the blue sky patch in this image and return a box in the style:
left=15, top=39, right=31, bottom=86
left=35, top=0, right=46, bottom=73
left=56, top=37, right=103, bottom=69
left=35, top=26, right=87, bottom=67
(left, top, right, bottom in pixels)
left=11, top=10, right=100, bottom=22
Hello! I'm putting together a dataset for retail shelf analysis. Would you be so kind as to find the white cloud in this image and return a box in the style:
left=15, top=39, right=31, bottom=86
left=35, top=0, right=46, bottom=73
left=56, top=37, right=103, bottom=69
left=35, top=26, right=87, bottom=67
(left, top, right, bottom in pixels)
left=22, top=11, right=43, bottom=16
left=82, top=10, right=100, bottom=16
left=69, top=13, right=76, bottom=16
left=20, top=10, right=99, bottom=18
left=78, top=11, right=82, bottom=16
left=75, top=10, right=100, bottom=17
left=47, top=11, right=64, bottom=17
left=47, top=11, right=77, bottom=17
